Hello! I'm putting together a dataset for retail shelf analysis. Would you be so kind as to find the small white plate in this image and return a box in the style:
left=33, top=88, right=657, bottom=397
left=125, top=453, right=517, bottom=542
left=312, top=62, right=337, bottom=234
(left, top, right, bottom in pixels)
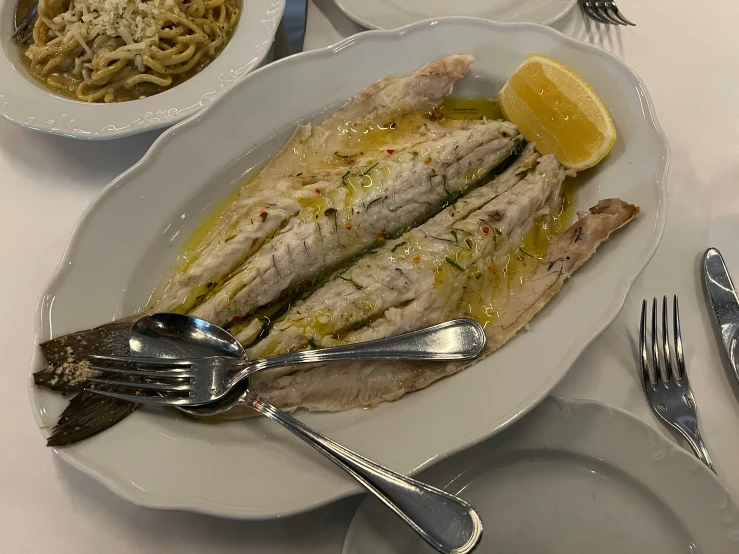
left=30, top=18, right=668, bottom=518
left=343, top=397, right=739, bottom=554
left=333, top=0, right=577, bottom=29
left=0, top=0, right=285, bottom=139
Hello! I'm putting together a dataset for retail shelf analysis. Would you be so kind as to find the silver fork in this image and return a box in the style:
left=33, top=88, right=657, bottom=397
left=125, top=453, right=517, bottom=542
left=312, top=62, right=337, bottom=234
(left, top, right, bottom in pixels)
left=12, top=1, right=38, bottom=43
left=640, top=296, right=715, bottom=472
left=85, top=318, right=486, bottom=406
left=581, top=0, right=635, bottom=26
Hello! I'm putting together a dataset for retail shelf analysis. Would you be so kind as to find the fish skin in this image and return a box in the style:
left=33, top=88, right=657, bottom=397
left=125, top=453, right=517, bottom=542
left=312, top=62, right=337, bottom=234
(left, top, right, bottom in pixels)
left=190, top=124, right=522, bottom=328
left=248, top=143, right=542, bottom=358
left=246, top=149, right=564, bottom=387
left=154, top=55, right=476, bottom=313
left=248, top=198, right=639, bottom=413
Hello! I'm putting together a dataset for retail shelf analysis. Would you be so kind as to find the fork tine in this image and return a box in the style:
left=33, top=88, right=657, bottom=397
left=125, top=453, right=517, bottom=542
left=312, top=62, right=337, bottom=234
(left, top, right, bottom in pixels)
left=674, top=295, right=686, bottom=378
left=90, top=354, right=193, bottom=368
left=85, top=388, right=191, bottom=405
left=661, top=296, right=675, bottom=381
left=87, top=378, right=190, bottom=391
left=640, top=299, right=656, bottom=385
left=610, top=5, right=635, bottom=25
left=11, top=4, right=38, bottom=40
left=596, top=5, right=623, bottom=25
left=584, top=3, right=611, bottom=24
left=89, top=365, right=193, bottom=379
left=651, top=297, right=667, bottom=383
left=605, top=7, right=627, bottom=25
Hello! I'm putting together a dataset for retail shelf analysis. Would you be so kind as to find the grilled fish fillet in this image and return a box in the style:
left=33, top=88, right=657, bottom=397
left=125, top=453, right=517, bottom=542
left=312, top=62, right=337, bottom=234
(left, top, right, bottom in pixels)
left=249, top=143, right=542, bottom=357
left=155, top=55, right=477, bottom=314
left=189, top=124, right=522, bottom=329
left=249, top=198, right=639, bottom=412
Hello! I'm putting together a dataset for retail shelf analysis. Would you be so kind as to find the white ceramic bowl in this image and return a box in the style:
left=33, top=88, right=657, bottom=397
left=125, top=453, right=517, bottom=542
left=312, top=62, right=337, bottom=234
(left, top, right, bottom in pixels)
left=0, top=0, right=285, bottom=139
left=29, top=17, right=669, bottom=518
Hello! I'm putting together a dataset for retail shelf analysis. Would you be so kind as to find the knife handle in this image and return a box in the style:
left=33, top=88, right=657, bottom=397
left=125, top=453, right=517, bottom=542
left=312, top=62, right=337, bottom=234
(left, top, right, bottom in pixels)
left=702, top=248, right=739, bottom=381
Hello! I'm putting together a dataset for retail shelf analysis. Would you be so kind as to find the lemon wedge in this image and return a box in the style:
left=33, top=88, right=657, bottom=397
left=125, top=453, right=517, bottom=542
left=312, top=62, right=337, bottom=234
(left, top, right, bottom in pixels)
left=498, top=54, right=616, bottom=171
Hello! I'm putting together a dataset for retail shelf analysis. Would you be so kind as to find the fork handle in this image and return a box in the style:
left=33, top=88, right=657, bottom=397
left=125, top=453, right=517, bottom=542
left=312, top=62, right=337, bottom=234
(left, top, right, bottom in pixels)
left=244, top=391, right=482, bottom=554
left=229, top=318, right=485, bottom=386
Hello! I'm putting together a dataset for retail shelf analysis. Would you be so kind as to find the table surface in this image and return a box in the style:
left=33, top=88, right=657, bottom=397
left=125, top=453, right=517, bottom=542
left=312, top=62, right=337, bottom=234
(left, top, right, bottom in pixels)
left=3, top=2, right=739, bottom=553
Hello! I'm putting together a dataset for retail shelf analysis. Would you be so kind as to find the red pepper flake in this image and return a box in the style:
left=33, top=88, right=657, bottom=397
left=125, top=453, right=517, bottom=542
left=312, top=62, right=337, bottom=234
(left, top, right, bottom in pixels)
left=413, top=255, right=421, bottom=263
left=315, top=188, right=321, bottom=194
left=304, top=280, right=313, bottom=287
left=387, top=149, right=395, bottom=155
left=488, top=263, right=497, bottom=272
left=233, top=315, right=242, bottom=321
left=482, top=226, right=490, bottom=235
left=379, top=232, right=387, bottom=240
left=424, top=158, right=431, bottom=165
left=259, top=211, right=268, bottom=222
left=346, top=224, right=353, bottom=230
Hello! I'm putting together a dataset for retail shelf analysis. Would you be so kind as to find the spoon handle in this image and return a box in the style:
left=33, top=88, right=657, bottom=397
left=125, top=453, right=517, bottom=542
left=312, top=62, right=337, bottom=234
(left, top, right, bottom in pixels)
left=245, top=392, right=482, bottom=554
left=233, top=318, right=486, bottom=383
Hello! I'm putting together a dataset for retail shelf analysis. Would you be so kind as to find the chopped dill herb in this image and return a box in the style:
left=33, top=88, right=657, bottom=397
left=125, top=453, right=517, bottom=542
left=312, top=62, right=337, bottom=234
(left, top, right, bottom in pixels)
left=353, top=320, right=370, bottom=331
left=442, top=176, right=459, bottom=204
left=365, top=250, right=378, bottom=255
left=334, top=152, right=351, bottom=159
left=308, top=339, right=318, bottom=348
left=451, top=230, right=458, bottom=243
left=515, top=168, right=530, bottom=176
left=362, top=162, right=379, bottom=175
left=391, top=241, right=407, bottom=252
left=389, top=122, right=397, bottom=129
left=260, top=211, right=268, bottom=222
left=341, top=171, right=351, bottom=186
left=296, top=172, right=303, bottom=176
left=445, top=257, right=465, bottom=272
left=519, top=247, right=537, bottom=258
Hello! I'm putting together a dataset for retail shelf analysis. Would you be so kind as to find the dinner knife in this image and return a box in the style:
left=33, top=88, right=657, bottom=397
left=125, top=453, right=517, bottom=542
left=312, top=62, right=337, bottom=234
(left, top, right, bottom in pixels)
left=273, top=0, right=308, bottom=60
left=703, top=247, right=739, bottom=383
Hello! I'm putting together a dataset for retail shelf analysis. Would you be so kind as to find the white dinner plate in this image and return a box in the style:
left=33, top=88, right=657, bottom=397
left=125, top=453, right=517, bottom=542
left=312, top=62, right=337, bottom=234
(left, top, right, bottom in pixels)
left=343, top=397, right=739, bottom=554
left=333, top=0, right=577, bottom=29
left=30, top=17, right=668, bottom=518
left=0, top=0, right=285, bottom=139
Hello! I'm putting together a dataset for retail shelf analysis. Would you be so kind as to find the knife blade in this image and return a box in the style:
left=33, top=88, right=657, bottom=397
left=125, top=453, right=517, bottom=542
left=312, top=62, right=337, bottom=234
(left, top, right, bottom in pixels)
left=273, top=0, right=308, bottom=60
left=703, top=247, right=739, bottom=382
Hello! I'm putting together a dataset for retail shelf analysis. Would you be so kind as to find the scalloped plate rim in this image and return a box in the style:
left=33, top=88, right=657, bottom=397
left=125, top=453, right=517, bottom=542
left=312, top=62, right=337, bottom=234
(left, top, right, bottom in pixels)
left=343, top=397, right=739, bottom=553
left=332, top=0, right=578, bottom=30
left=28, top=17, right=669, bottom=519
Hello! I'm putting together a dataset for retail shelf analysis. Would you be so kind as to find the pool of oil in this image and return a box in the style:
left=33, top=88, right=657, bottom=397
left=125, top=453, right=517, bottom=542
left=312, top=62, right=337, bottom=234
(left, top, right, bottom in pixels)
left=151, top=97, right=578, bottom=334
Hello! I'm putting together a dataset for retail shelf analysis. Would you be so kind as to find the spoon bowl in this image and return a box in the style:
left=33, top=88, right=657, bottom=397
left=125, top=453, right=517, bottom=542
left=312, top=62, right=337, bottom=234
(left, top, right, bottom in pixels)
left=129, top=313, right=250, bottom=417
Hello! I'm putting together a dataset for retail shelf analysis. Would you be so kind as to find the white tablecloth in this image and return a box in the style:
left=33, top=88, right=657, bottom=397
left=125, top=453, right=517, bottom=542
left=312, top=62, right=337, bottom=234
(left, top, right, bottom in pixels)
left=3, top=2, right=739, bottom=552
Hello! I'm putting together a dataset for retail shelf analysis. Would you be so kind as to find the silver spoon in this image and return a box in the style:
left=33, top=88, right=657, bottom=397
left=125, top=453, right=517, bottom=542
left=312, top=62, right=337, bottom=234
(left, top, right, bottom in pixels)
left=128, top=313, right=484, bottom=554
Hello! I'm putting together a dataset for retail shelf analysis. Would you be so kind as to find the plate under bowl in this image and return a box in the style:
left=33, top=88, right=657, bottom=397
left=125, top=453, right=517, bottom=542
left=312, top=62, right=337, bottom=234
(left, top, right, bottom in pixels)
left=333, top=0, right=577, bottom=30
left=29, top=17, right=668, bottom=518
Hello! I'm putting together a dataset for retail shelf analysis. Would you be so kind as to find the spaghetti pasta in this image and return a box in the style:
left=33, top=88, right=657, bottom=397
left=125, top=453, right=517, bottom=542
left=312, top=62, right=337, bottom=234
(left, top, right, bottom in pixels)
left=22, top=0, right=240, bottom=102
